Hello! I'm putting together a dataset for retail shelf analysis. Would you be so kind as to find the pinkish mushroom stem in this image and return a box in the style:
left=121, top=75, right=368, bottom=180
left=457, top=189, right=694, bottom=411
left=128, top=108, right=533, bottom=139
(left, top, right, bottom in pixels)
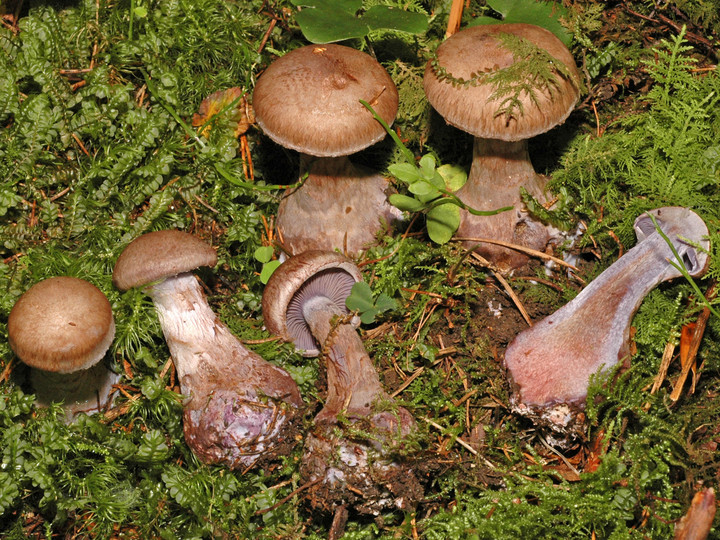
left=113, top=230, right=302, bottom=470
left=262, top=251, right=422, bottom=517
left=456, top=138, right=553, bottom=267
left=300, top=297, right=420, bottom=517
left=146, top=272, right=302, bottom=469
left=301, top=295, right=400, bottom=423
left=504, top=207, right=710, bottom=443
left=277, top=155, right=400, bottom=256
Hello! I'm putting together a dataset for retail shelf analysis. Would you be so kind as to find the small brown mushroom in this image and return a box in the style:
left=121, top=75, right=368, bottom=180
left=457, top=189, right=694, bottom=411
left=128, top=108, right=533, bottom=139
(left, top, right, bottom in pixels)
left=113, top=230, right=302, bottom=470
left=253, top=44, right=401, bottom=257
left=504, top=207, right=710, bottom=443
left=424, top=23, right=581, bottom=271
left=8, top=276, right=118, bottom=421
left=263, top=251, right=422, bottom=517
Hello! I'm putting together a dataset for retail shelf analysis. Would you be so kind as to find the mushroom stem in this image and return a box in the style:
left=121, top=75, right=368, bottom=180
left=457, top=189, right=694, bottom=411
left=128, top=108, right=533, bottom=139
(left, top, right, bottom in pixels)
left=276, top=155, right=400, bottom=257
left=504, top=207, right=710, bottom=442
left=300, top=295, right=420, bottom=515
left=456, top=137, right=554, bottom=270
left=146, top=273, right=302, bottom=469
left=31, top=363, right=118, bottom=419
left=301, top=296, right=386, bottom=421
left=262, top=250, right=423, bottom=515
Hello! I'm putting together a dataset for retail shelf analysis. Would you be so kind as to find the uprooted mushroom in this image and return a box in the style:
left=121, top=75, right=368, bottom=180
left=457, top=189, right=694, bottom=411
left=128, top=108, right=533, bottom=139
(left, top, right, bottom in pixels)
left=113, top=230, right=303, bottom=469
left=504, top=207, right=710, bottom=445
left=262, top=251, right=423, bottom=520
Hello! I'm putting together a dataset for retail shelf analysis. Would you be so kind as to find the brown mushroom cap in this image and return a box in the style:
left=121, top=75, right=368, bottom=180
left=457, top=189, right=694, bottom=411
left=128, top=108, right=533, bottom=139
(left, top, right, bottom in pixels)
left=8, top=277, right=115, bottom=374
left=112, top=230, right=218, bottom=291
left=253, top=44, right=399, bottom=157
left=424, top=23, right=581, bottom=141
left=262, top=251, right=363, bottom=356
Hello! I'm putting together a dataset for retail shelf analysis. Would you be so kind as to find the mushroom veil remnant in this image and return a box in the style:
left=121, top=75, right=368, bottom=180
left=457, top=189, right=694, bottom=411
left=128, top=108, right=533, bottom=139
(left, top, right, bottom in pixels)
left=8, top=276, right=118, bottom=421
left=504, top=207, right=710, bottom=443
left=424, top=23, right=581, bottom=271
left=263, top=251, right=423, bottom=518
left=253, top=44, right=402, bottom=257
left=113, top=230, right=302, bottom=470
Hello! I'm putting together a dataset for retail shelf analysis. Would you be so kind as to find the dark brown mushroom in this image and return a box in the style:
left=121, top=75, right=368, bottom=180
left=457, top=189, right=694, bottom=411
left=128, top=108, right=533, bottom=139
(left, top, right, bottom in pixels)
left=113, top=230, right=303, bottom=470
left=504, top=207, right=710, bottom=444
left=424, top=23, right=581, bottom=271
left=263, top=250, right=422, bottom=517
left=8, top=276, right=118, bottom=421
left=253, top=44, right=401, bottom=257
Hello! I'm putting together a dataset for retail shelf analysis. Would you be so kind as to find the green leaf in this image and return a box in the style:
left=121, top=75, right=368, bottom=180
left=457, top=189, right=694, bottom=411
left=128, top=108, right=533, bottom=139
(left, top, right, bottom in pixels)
left=426, top=204, right=460, bottom=244
left=294, top=7, right=368, bottom=43
left=291, top=0, right=428, bottom=43
left=134, top=429, right=170, bottom=464
left=291, top=0, right=362, bottom=10
left=388, top=162, right=421, bottom=184
left=389, top=193, right=425, bottom=212
left=362, top=6, right=429, bottom=35
left=345, top=281, right=375, bottom=313
left=345, top=282, right=397, bottom=324
left=418, top=154, right=437, bottom=179
left=437, top=163, right=468, bottom=192
left=374, top=293, right=398, bottom=314
left=428, top=170, right=446, bottom=190
left=260, top=260, right=282, bottom=284
left=469, top=0, right=572, bottom=46
left=0, top=472, right=19, bottom=515
left=254, top=245, right=274, bottom=264
left=408, top=180, right=436, bottom=197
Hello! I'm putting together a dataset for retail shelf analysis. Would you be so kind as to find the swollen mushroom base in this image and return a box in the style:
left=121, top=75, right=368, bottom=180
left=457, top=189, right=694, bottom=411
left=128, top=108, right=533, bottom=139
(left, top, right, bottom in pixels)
left=147, top=273, right=302, bottom=469
left=300, top=296, right=421, bottom=516
left=504, top=207, right=710, bottom=446
left=263, top=251, right=423, bottom=518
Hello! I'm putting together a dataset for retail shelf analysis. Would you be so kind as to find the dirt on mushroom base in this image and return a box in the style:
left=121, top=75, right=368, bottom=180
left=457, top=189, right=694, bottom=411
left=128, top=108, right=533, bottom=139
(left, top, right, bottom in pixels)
left=300, top=414, right=425, bottom=517
left=184, top=389, right=303, bottom=471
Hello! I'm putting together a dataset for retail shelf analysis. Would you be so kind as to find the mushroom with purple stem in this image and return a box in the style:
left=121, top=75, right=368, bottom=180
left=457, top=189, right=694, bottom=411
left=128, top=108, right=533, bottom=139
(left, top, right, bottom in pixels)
left=8, top=276, right=118, bottom=421
left=112, top=229, right=303, bottom=470
left=252, top=44, right=402, bottom=257
left=262, top=250, right=423, bottom=520
left=504, top=207, right=711, bottom=444
left=424, top=23, right=581, bottom=271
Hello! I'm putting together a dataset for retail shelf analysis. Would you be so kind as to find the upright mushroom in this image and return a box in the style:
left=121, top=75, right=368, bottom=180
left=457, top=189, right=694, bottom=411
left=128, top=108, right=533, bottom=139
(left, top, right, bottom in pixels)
left=504, top=207, right=710, bottom=443
left=263, top=251, right=422, bottom=518
left=113, top=230, right=302, bottom=469
left=424, top=23, right=581, bottom=271
left=8, top=276, right=118, bottom=420
left=253, top=44, right=402, bottom=257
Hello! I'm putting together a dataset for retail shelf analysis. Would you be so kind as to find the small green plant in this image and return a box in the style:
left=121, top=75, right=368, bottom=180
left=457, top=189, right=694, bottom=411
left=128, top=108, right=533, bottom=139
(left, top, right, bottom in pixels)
left=345, top=281, right=397, bottom=324
left=254, top=246, right=281, bottom=284
left=290, top=0, right=428, bottom=44
left=469, top=0, right=572, bottom=46
left=361, top=100, right=512, bottom=244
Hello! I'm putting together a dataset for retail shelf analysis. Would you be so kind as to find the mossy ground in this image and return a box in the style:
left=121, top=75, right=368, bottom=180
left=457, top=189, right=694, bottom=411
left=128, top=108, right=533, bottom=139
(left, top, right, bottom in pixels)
left=1, top=0, right=719, bottom=538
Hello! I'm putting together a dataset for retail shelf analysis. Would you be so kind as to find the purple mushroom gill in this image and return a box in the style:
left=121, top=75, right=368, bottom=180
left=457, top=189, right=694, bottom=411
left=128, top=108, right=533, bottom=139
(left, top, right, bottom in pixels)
left=504, top=207, right=710, bottom=438
left=263, top=251, right=422, bottom=517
